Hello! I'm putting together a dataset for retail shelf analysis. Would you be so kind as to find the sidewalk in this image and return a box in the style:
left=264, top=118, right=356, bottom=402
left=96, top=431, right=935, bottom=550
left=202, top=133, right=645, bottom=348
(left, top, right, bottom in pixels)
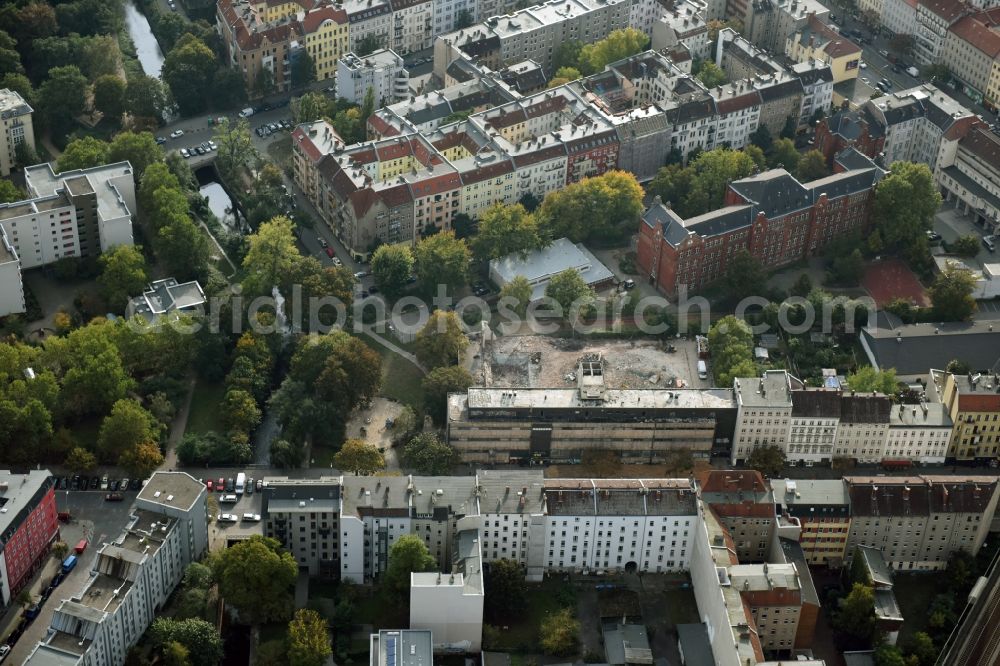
left=162, top=377, right=196, bottom=470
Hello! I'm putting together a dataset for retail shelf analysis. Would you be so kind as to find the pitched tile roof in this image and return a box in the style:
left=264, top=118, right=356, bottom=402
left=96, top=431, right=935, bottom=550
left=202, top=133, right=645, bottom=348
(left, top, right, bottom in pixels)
left=948, top=11, right=1000, bottom=57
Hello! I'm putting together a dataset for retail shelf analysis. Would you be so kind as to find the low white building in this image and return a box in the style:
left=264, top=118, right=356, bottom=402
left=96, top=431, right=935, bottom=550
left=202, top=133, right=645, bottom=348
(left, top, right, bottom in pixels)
left=409, top=529, right=484, bottom=652
left=338, top=49, right=409, bottom=107
left=370, top=630, right=433, bottom=666
left=25, top=472, right=207, bottom=666
left=488, top=237, right=616, bottom=302
left=127, top=278, right=207, bottom=323
left=933, top=255, right=1000, bottom=300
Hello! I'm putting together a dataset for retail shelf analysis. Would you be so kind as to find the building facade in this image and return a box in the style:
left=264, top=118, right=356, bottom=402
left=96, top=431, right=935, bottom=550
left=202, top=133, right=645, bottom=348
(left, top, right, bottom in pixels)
left=0, top=470, right=58, bottom=607
left=0, top=89, right=34, bottom=177
left=338, top=49, right=410, bottom=106
left=929, top=369, right=1000, bottom=462
left=772, top=479, right=851, bottom=566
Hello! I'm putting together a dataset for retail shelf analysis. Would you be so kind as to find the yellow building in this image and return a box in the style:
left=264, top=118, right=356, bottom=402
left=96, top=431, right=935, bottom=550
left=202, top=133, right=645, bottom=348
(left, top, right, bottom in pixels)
left=253, top=0, right=303, bottom=22
left=987, top=58, right=1000, bottom=108
left=772, top=479, right=851, bottom=567
left=303, top=5, right=351, bottom=82
left=785, top=15, right=862, bottom=83
left=930, top=369, right=1000, bottom=462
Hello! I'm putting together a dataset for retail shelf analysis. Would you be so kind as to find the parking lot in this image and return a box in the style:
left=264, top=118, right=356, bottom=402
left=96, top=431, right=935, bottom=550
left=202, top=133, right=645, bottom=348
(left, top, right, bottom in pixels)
left=198, top=476, right=266, bottom=551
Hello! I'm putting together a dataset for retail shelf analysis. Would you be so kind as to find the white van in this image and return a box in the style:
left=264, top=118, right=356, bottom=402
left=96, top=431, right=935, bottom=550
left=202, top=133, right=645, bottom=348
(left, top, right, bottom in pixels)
left=220, top=494, right=238, bottom=504
left=238, top=107, right=255, bottom=118
left=697, top=360, right=708, bottom=380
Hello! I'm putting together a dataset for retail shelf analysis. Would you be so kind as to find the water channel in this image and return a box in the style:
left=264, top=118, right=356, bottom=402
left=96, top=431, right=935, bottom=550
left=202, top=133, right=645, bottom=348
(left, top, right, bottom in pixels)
left=123, top=0, right=165, bottom=78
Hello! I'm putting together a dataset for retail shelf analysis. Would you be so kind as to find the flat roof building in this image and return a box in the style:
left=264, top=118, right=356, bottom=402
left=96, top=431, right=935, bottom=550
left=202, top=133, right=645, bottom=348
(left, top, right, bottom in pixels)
left=370, top=630, right=433, bottom=666
left=126, top=278, right=207, bottom=323
left=488, top=237, right=616, bottom=301
left=0, top=470, right=59, bottom=607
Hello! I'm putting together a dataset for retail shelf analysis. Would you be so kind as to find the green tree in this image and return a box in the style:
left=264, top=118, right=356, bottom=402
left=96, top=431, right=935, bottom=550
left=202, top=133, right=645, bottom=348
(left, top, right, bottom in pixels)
left=946, top=549, right=978, bottom=591
left=57, top=136, right=110, bottom=172
left=905, top=632, right=936, bottom=666
left=720, top=250, right=767, bottom=303
left=97, top=398, right=162, bottom=463
left=0, top=178, right=23, bottom=203
left=749, top=124, right=773, bottom=152
left=183, top=562, right=215, bottom=590
left=790, top=273, right=813, bottom=298
left=163, top=640, right=193, bottom=666
left=291, top=50, right=317, bottom=89
left=371, top=244, right=414, bottom=298
left=158, top=214, right=210, bottom=282
left=951, top=234, right=981, bottom=257
left=0, top=30, right=21, bottom=75
left=402, top=433, right=457, bottom=475
left=270, top=438, right=306, bottom=469
left=696, top=61, right=727, bottom=88
left=946, top=358, right=971, bottom=375
left=149, top=618, right=224, bottom=666
left=835, top=583, right=877, bottom=647
left=414, top=310, right=469, bottom=369
left=797, top=149, right=828, bottom=181
left=553, top=40, right=583, bottom=71
left=499, top=275, right=532, bottom=318
left=332, top=106, right=363, bottom=143
left=830, top=248, right=865, bottom=285
left=242, top=216, right=302, bottom=298
left=214, top=117, right=258, bottom=178
left=288, top=609, right=332, bottom=666
left=874, top=644, right=906, bottom=666
left=212, top=535, right=297, bottom=625
left=768, top=137, right=800, bottom=172
left=553, top=66, right=581, bottom=81
left=292, top=91, right=334, bottom=124
left=119, top=440, right=165, bottom=479
left=98, top=245, right=147, bottom=313
left=108, top=131, right=163, bottom=178
left=360, top=85, right=375, bottom=127
left=93, top=74, right=127, bottom=122
left=544, top=268, right=595, bottom=315
left=873, top=162, right=942, bottom=251
left=485, top=559, right=526, bottom=622
left=355, top=34, right=382, bottom=57
left=422, top=365, right=473, bottom=425
left=332, top=438, right=385, bottom=474
left=221, top=388, right=262, bottom=435
left=473, top=203, right=544, bottom=261
left=578, top=28, right=648, bottom=74
left=126, top=75, right=170, bottom=120
left=210, top=67, right=248, bottom=109
left=66, top=446, right=97, bottom=473
left=889, top=33, right=915, bottom=56
left=391, top=405, right=419, bottom=444
left=930, top=263, right=977, bottom=321
left=413, top=231, right=471, bottom=292
left=540, top=608, right=579, bottom=656
left=708, top=315, right=755, bottom=387
left=38, top=65, right=88, bottom=128
left=747, top=444, right=786, bottom=477
left=162, top=34, right=217, bottom=116
left=537, top=170, right=644, bottom=243
left=384, top=534, right=436, bottom=599
left=846, top=366, right=898, bottom=394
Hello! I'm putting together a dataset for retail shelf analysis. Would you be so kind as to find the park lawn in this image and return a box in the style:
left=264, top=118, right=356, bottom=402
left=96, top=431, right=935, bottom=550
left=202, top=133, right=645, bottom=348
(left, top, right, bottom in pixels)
left=486, top=577, right=567, bottom=652
left=892, top=572, right=948, bottom=645
left=360, top=334, right=424, bottom=411
left=186, top=381, right=227, bottom=434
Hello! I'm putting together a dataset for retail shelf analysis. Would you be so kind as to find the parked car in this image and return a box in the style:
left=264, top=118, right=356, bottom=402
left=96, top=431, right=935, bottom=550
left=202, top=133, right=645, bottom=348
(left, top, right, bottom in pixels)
left=317, top=236, right=329, bottom=248
left=218, top=513, right=238, bottom=523
left=985, top=235, right=997, bottom=252
left=208, top=140, right=218, bottom=151
left=170, top=129, right=184, bottom=138
left=255, top=479, right=263, bottom=491
left=217, top=477, right=225, bottom=490
left=70, top=475, right=80, bottom=490
left=926, top=230, right=942, bottom=241
left=246, top=478, right=254, bottom=495
left=255, top=126, right=264, bottom=137
left=242, top=513, right=261, bottom=522
left=58, top=477, right=68, bottom=490
left=0, top=644, right=12, bottom=662
left=354, top=271, right=368, bottom=279
left=226, top=478, right=235, bottom=492
left=326, top=246, right=335, bottom=258
left=110, top=480, right=119, bottom=491
left=90, top=476, right=99, bottom=489
left=120, top=478, right=129, bottom=490
left=155, top=136, right=167, bottom=145
left=622, top=278, right=636, bottom=290
left=100, top=475, right=109, bottom=490
left=130, top=478, right=142, bottom=490
left=180, top=148, right=190, bottom=158
left=206, top=479, right=214, bottom=491
left=105, top=493, right=124, bottom=502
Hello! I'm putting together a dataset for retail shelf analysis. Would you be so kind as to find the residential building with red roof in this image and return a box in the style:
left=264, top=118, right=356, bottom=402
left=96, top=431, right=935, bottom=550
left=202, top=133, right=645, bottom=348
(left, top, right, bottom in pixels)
left=936, top=124, right=1000, bottom=233
left=930, top=368, right=1000, bottom=462
left=914, top=0, right=971, bottom=65
left=943, top=7, right=1000, bottom=104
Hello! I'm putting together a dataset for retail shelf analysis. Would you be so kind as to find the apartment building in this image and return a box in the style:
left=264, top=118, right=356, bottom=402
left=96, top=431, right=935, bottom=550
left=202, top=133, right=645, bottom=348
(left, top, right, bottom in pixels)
left=24, top=472, right=207, bottom=666
left=337, top=49, right=410, bottom=106
left=217, top=0, right=307, bottom=95
left=729, top=563, right=803, bottom=653
left=0, top=228, right=23, bottom=317
left=651, top=5, right=713, bottom=62
left=630, top=0, right=676, bottom=33
left=433, top=0, right=631, bottom=75
left=884, top=401, right=953, bottom=464
left=942, top=9, right=1000, bottom=104
left=915, top=0, right=970, bottom=65
left=390, top=0, right=434, bottom=53
left=785, top=15, right=863, bottom=82
left=345, top=0, right=393, bottom=54
left=542, top=478, right=699, bottom=574
left=475, top=469, right=546, bottom=580
left=0, top=470, right=59, bottom=607
left=637, top=159, right=882, bottom=296
left=340, top=476, right=412, bottom=582
left=731, top=371, right=798, bottom=464
left=936, top=124, right=1000, bottom=234
left=883, top=0, right=920, bottom=37
left=791, top=60, right=835, bottom=124
left=0, top=161, right=135, bottom=317
left=303, top=3, right=351, bottom=82
left=409, top=476, right=480, bottom=570
left=433, top=0, right=476, bottom=36
left=772, top=479, right=851, bottom=566
left=262, top=477, right=342, bottom=577
left=0, top=88, right=34, bottom=176
left=447, top=377, right=738, bottom=465
left=844, top=475, right=999, bottom=570
left=929, top=369, right=1000, bottom=462
left=697, top=470, right=775, bottom=563
left=741, top=0, right=830, bottom=53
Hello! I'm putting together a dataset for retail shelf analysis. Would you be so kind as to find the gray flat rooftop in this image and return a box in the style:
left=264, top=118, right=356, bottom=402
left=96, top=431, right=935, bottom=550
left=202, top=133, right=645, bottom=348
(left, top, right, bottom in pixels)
left=772, top=479, right=849, bottom=506
left=603, top=623, right=651, bottom=666
left=410, top=476, right=479, bottom=518
left=476, top=469, right=545, bottom=514
left=734, top=371, right=797, bottom=407
left=75, top=572, right=131, bottom=615
left=889, top=402, right=951, bottom=427
left=675, top=624, right=714, bottom=666
left=24, top=161, right=133, bottom=221
left=342, top=475, right=411, bottom=517
left=137, top=471, right=205, bottom=512
left=0, top=469, right=54, bottom=539
left=23, top=641, right=87, bottom=666
left=728, top=563, right=801, bottom=592
left=490, top=238, right=615, bottom=300
left=372, top=630, right=433, bottom=666
left=464, top=386, right=736, bottom=410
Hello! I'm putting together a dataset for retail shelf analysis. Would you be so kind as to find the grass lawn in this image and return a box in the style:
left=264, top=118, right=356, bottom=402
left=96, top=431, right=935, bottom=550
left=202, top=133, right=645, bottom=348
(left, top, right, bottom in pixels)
left=893, top=572, right=948, bottom=644
left=187, top=381, right=227, bottom=434
left=360, top=333, right=425, bottom=411
left=267, top=136, right=294, bottom=170
left=485, top=577, right=568, bottom=652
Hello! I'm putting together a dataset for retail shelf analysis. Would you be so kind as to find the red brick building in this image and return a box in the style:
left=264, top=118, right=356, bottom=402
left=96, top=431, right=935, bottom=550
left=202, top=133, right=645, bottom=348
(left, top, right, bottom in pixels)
left=814, top=108, right=886, bottom=166
left=637, top=157, right=883, bottom=296
left=0, top=470, right=59, bottom=606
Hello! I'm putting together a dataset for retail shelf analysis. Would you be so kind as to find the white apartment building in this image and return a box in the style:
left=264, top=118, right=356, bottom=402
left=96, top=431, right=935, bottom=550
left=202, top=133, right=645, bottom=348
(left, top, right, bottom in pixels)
left=936, top=124, right=1000, bottom=233
left=0, top=227, right=23, bottom=317
left=433, top=0, right=476, bottom=36
left=542, top=479, right=698, bottom=574
left=338, top=49, right=410, bottom=106
left=942, top=11, right=1000, bottom=104
left=731, top=371, right=797, bottom=464
left=650, top=4, right=713, bottom=62
left=629, top=0, right=674, bottom=34
left=884, top=402, right=953, bottom=464
left=0, top=89, right=34, bottom=177
left=915, top=0, right=968, bottom=65
left=24, top=472, right=207, bottom=666
left=883, top=0, right=920, bottom=36
left=340, top=476, right=413, bottom=583
left=0, top=161, right=135, bottom=317
left=712, top=83, right=763, bottom=149
left=262, top=477, right=342, bottom=577
left=389, top=0, right=434, bottom=54
left=474, top=470, right=546, bottom=580
left=345, top=0, right=394, bottom=55
left=791, top=60, right=834, bottom=124
left=409, top=529, right=484, bottom=652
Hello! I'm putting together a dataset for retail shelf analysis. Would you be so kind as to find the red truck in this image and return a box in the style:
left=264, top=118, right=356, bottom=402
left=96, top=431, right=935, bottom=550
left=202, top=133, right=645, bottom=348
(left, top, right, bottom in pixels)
left=74, top=539, right=88, bottom=554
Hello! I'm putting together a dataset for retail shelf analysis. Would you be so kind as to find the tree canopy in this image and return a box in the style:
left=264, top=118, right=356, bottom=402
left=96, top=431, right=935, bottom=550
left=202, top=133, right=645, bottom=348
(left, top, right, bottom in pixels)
left=537, top=170, right=644, bottom=244
left=873, top=162, right=942, bottom=251
left=422, top=365, right=473, bottom=425
left=402, top=433, right=457, bottom=475
left=847, top=366, right=898, bottom=394
left=384, top=534, right=436, bottom=600
left=212, top=535, right=297, bottom=625
left=930, top=263, right=977, bottom=321
left=288, top=609, right=332, bottom=666
left=647, top=148, right=758, bottom=218
left=162, top=34, right=218, bottom=116
left=413, top=231, right=471, bottom=293
left=371, top=244, right=414, bottom=298
left=578, top=29, right=648, bottom=74
left=707, top=315, right=756, bottom=387
left=414, top=310, right=469, bottom=369
left=473, top=203, right=545, bottom=261
left=332, top=438, right=385, bottom=475
left=544, top=268, right=595, bottom=315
